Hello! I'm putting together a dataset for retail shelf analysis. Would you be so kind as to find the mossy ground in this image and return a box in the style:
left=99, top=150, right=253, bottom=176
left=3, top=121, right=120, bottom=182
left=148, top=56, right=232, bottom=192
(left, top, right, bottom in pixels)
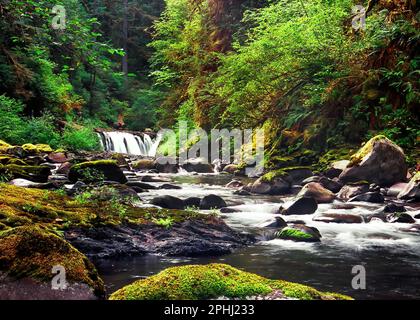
left=0, top=184, right=206, bottom=232
left=109, top=264, right=352, bottom=301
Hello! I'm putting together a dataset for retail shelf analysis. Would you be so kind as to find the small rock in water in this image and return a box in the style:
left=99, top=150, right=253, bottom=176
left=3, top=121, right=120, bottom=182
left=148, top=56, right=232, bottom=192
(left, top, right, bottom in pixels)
left=298, top=182, right=335, bottom=204
left=337, top=184, right=369, bottom=200
left=383, top=203, right=406, bottom=213
left=200, top=195, right=227, bottom=210
left=319, top=177, right=343, bottom=193
left=226, top=180, right=244, bottom=189
left=233, top=189, right=252, bottom=196
left=159, top=184, right=182, bottom=190
left=313, top=212, right=364, bottom=224
left=150, top=195, right=185, bottom=210
left=184, top=197, right=201, bottom=208
left=264, top=217, right=288, bottom=229
left=276, top=225, right=321, bottom=243
left=126, top=181, right=157, bottom=190
left=386, top=212, right=415, bottom=224
left=279, top=197, right=318, bottom=216
left=220, top=207, right=241, bottom=213
left=348, top=192, right=385, bottom=203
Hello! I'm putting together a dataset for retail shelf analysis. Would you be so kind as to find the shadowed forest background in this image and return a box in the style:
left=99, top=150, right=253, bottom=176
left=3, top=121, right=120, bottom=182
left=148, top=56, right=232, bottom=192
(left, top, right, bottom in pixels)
left=0, top=0, right=418, bottom=164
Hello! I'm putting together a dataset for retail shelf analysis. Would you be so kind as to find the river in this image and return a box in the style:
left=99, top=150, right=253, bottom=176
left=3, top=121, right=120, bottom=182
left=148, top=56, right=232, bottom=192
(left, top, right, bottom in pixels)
left=97, top=173, right=420, bottom=300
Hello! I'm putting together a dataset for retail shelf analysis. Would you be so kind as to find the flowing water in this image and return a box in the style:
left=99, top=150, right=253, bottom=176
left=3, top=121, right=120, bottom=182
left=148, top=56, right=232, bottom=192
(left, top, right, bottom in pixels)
left=97, top=131, right=162, bottom=157
left=98, top=174, right=420, bottom=300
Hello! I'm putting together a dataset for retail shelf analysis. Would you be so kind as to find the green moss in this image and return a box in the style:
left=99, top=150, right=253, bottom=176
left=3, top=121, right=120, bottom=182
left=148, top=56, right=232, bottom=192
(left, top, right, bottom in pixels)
left=132, top=159, right=155, bottom=170
left=277, top=228, right=313, bottom=241
left=315, top=146, right=356, bottom=173
left=109, top=264, right=352, bottom=301
left=349, top=135, right=394, bottom=167
left=261, top=167, right=309, bottom=183
left=0, top=225, right=104, bottom=296
left=0, top=156, right=27, bottom=166
left=69, top=160, right=127, bottom=183
left=22, top=144, right=53, bottom=154
left=0, top=164, right=50, bottom=182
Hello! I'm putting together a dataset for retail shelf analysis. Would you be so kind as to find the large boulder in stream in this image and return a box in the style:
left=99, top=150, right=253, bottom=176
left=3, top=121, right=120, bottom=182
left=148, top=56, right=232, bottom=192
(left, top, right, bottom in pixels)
left=181, top=158, right=214, bottom=173
left=398, top=172, right=420, bottom=201
left=339, top=136, right=407, bottom=187
left=279, top=197, right=318, bottom=216
left=68, top=160, right=127, bottom=183
left=200, top=195, right=227, bottom=210
left=251, top=171, right=292, bottom=195
left=298, top=182, right=335, bottom=203
left=150, top=195, right=185, bottom=210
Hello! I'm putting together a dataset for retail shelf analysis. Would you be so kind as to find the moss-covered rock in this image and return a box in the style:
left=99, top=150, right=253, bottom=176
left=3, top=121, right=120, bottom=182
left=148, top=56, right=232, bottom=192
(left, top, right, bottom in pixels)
left=68, top=160, right=127, bottom=183
left=251, top=171, right=292, bottom=195
left=0, top=140, right=11, bottom=153
left=0, top=164, right=50, bottom=183
left=276, top=225, right=322, bottom=243
left=0, top=156, right=27, bottom=166
left=0, top=225, right=105, bottom=298
left=109, top=264, right=351, bottom=300
left=340, top=136, right=407, bottom=186
left=398, top=172, right=420, bottom=201
left=131, top=159, right=156, bottom=170
left=22, top=144, right=53, bottom=155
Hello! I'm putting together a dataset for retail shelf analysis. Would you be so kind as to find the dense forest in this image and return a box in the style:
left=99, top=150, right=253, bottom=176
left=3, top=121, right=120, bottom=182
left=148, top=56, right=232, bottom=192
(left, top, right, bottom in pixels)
left=0, top=0, right=418, bottom=161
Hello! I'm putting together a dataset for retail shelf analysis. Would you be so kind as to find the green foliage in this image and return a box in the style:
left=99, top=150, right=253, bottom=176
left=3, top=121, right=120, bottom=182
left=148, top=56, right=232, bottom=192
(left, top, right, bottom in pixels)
left=61, top=125, right=101, bottom=151
left=152, top=217, right=174, bottom=229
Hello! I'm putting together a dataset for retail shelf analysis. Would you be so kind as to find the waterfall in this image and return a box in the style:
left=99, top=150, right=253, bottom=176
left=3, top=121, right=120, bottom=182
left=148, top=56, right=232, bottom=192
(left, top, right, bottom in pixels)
left=97, top=131, right=162, bottom=157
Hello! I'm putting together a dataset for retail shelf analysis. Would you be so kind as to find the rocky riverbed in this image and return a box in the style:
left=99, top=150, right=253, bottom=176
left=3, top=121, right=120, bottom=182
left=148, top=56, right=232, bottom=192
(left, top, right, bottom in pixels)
left=0, top=136, right=419, bottom=300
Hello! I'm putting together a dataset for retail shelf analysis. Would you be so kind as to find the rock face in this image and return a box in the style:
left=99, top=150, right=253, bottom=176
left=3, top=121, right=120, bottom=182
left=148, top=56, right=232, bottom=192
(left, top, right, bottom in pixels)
left=0, top=226, right=105, bottom=300
left=200, top=195, right=227, bottom=210
left=398, top=172, right=420, bottom=201
left=298, top=183, right=335, bottom=203
left=339, top=136, right=407, bottom=186
left=68, top=160, right=127, bottom=184
left=279, top=197, right=318, bottom=215
left=276, top=225, right=321, bottom=243
left=150, top=195, right=185, bottom=210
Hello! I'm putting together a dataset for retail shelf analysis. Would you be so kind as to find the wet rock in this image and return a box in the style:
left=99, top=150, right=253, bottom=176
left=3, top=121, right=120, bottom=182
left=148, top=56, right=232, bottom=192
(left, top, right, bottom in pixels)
left=332, top=203, right=357, bottom=210
left=140, top=175, right=172, bottom=183
left=286, top=168, right=313, bottom=184
left=264, top=217, right=287, bottom=229
left=182, top=158, right=214, bottom=173
left=298, top=182, right=335, bottom=203
left=276, top=225, right=321, bottom=242
left=150, top=195, right=185, bottom=210
left=184, top=197, right=201, bottom=208
left=386, top=213, right=415, bottom=224
left=155, top=157, right=179, bottom=173
left=126, top=181, right=157, bottom=190
left=0, top=164, right=51, bottom=183
left=159, top=184, right=182, bottom=190
left=8, top=179, right=53, bottom=189
left=301, top=176, right=321, bottom=185
left=349, top=192, right=385, bottom=204
left=387, top=183, right=408, bottom=197
left=415, top=213, right=420, bottom=219
left=220, top=207, right=241, bottom=213
left=398, top=172, right=420, bottom=201
left=313, top=212, right=364, bottom=224
left=56, top=162, right=72, bottom=175
left=325, top=160, right=350, bottom=179
left=200, top=195, right=227, bottom=210
left=384, top=203, right=406, bottom=213
left=319, top=177, right=343, bottom=193
left=339, top=136, right=407, bottom=186
left=226, top=180, right=244, bottom=189
left=223, top=164, right=239, bottom=174
left=279, top=197, right=318, bottom=216
left=337, top=183, right=369, bottom=200
left=233, top=189, right=252, bottom=196
left=251, top=173, right=292, bottom=195
left=68, top=160, right=127, bottom=184
left=46, top=152, right=68, bottom=164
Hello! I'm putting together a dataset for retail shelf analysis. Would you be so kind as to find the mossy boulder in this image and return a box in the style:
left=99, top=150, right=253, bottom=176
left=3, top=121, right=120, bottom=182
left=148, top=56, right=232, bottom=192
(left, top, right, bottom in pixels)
left=0, top=140, right=11, bottom=153
left=109, top=264, right=351, bottom=300
left=68, top=160, right=127, bottom=183
left=0, top=156, right=27, bottom=166
left=0, top=164, right=51, bottom=183
left=22, top=144, right=53, bottom=155
left=0, top=226, right=105, bottom=299
left=251, top=170, right=292, bottom=195
left=276, top=225, right=322, bottom=243
left=339, top=136, right=407, bottom=187
left=131, top=159, right=156, bottom=171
